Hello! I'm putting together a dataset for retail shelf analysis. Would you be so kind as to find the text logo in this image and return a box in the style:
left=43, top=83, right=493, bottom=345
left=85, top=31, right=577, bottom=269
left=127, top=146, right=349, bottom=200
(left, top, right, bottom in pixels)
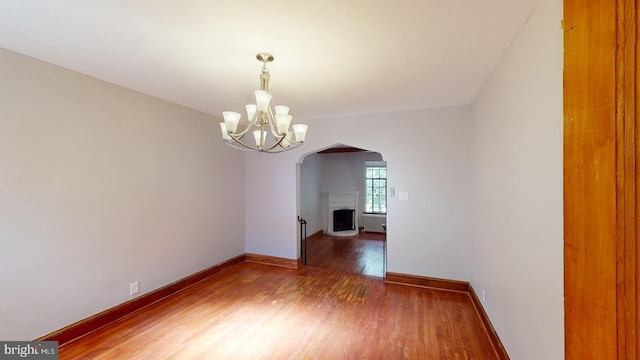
left=0, top=342, right=58, bottom=359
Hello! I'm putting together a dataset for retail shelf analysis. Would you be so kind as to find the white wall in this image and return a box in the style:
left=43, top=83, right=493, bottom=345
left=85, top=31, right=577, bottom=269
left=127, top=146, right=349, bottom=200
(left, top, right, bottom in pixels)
left=299, top=153, right=321, bottom=234
left=244, top=149, right=301, bottom=259
left=245, top=106, right=472, bottom=281
left=470, top=0, right=563, bottom=358
left=316, top=151, right=383, bottom=232
left=0, top=47, right=246, bottom=340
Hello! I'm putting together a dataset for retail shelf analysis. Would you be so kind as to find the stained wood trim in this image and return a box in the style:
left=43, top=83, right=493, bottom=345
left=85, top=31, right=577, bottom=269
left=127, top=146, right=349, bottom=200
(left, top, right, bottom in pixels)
left=244, top=253, right=301, bottom=269
left=565, top=0, right=639, bottom=357
left=317, top=146, right=367, bottom=154
left=37, top=255, right=245, bottom=346
left=468, top=286, right=510, bottom=360
left=564, top=0, right=618, bottom=358
left=384, top=272, right=469, bottom=292
left=615, top=2, right=638, bottom=359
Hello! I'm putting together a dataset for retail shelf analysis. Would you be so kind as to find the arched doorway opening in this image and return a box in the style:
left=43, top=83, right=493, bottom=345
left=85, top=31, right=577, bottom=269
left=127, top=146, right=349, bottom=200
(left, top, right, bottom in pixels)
left=298, top=143, right=387, bottom=277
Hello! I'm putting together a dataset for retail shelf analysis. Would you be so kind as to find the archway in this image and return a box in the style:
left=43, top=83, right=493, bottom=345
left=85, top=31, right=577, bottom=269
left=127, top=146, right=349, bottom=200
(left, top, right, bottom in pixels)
left=297, top=143, right=387, bottom=277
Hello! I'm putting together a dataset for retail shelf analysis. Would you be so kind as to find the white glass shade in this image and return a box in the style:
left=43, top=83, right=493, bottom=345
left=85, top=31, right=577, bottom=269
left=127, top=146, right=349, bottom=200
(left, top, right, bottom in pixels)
left=220, top=123, right=231, bottom=141
left=275, top=114, right=292, bottom=135
left=253, top=129, right=267, bottom=147
left=245, top=104, right=257, bottom=123
left=255, top=90, right=272, bottom=112
left=275, top=105, right=290, bottom=115
left=293, top=124, right=308, bottom=143
left=222, top=111, right=241, bottom=133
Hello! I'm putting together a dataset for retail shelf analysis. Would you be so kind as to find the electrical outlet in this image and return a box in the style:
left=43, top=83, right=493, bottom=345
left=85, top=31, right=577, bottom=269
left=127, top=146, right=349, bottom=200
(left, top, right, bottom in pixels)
left=130, top=281, right=139, bottom=296
left=399, top=192, right=409, bottom=200
left=482, top=290, right=486, bottom=303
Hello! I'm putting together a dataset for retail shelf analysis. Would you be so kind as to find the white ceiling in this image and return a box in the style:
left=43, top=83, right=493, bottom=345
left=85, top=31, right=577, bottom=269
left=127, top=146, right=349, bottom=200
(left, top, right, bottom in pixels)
left=0, top=0, right=538, bottom=121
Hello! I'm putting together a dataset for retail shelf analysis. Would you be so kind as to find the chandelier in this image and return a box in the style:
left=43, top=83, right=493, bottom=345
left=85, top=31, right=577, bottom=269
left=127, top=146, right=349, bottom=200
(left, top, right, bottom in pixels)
left=220, top=52, right=308, bottom=153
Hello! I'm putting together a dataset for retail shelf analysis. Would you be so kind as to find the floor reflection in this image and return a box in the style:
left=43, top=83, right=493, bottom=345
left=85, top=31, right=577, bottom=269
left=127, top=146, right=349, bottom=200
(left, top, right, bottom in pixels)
left=305, top=231, right=386, bottom=277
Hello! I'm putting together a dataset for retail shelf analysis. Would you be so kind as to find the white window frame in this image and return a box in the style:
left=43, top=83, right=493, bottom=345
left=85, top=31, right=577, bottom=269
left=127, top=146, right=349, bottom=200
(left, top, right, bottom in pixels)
left=364, top=161, right=387, bottom=214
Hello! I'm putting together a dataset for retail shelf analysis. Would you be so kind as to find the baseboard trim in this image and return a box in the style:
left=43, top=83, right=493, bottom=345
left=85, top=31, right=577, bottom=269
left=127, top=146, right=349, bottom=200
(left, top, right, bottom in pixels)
left=468, top=286, right=510, bottom=360
left=37, top=254, right=245, bottom=346
left=38, top=253, right=507, bottom=360
left=385, top=272, right=509, bottom=359
left=384, top=272, right=470, bottom=292
left=245, top=253, right=301, bottom=269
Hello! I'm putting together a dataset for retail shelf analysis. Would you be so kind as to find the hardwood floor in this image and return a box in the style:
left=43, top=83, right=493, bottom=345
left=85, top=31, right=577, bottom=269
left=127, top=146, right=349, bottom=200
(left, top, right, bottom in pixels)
left=59, top=263, right=498, bottom=359
left=305, top=231, right=386, bottom=277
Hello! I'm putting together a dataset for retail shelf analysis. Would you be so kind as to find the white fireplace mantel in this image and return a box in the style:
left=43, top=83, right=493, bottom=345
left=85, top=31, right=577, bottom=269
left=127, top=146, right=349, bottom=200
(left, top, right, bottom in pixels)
left=326, top=191, right=359, bottom=237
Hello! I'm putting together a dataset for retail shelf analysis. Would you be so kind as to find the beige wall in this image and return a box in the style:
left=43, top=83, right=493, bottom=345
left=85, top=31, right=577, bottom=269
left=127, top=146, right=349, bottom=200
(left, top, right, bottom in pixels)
left=470, top=0, right=563, bottom=358
left=245, top=106, right=473, bottom=281
left=0, top=47, right=246, bottom=340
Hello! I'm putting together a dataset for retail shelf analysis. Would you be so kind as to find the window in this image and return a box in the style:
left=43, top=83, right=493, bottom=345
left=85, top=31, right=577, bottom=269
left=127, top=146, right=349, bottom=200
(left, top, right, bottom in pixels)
left=365, top=161, right=387, bottom=214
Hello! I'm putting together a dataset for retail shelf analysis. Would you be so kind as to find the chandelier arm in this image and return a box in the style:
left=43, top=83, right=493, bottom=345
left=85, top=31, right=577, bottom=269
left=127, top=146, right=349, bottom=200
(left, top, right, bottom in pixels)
left=228, top=120, right=253, bottom=138
left=227, top=136, right=300, bottom=153
left=259, top=122, right=266, bottom=149
left=225, top=132, right=303, bottom=153
left=226, top=134, right=261, bottom=151
left=283, top=132, right=302, bottom=145
left=225, top=142, right=259, bottom=152
left=266, top=107, right=281, bottom=138
left=264, top=134, right=286, bottom=151
left=263, top=141, right=302, bottom=153
left=265, top=130, right=305, bottom=151
left=251, top=110, right=259, bottom=125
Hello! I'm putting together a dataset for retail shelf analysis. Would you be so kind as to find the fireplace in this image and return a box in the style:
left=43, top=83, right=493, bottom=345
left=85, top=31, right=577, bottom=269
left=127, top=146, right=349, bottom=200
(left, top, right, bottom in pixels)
left=333, top=209, right=355, bottom=232
left=326, top=192, right=359, bottom=237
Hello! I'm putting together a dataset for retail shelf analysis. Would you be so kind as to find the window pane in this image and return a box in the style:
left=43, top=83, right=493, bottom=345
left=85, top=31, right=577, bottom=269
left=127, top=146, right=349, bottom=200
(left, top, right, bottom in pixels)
left=365, top=166, right=387, bottom=214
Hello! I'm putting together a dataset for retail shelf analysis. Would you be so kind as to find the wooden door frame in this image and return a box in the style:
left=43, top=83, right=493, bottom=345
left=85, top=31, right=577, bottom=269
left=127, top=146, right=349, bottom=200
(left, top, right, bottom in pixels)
left=564, top=0, right=638, bottom=358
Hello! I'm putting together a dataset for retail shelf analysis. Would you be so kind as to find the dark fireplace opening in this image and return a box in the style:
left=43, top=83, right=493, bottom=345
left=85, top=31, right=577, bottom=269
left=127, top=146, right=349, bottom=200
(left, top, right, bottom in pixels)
left=333, top=209, right=355, bottom=232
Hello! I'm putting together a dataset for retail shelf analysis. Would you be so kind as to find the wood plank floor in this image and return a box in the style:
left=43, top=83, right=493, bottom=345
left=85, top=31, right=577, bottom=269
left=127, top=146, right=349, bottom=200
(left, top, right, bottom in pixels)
left=305, top=231, right=386, bottom=277
left=59, top=263, right=498, bottom=359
